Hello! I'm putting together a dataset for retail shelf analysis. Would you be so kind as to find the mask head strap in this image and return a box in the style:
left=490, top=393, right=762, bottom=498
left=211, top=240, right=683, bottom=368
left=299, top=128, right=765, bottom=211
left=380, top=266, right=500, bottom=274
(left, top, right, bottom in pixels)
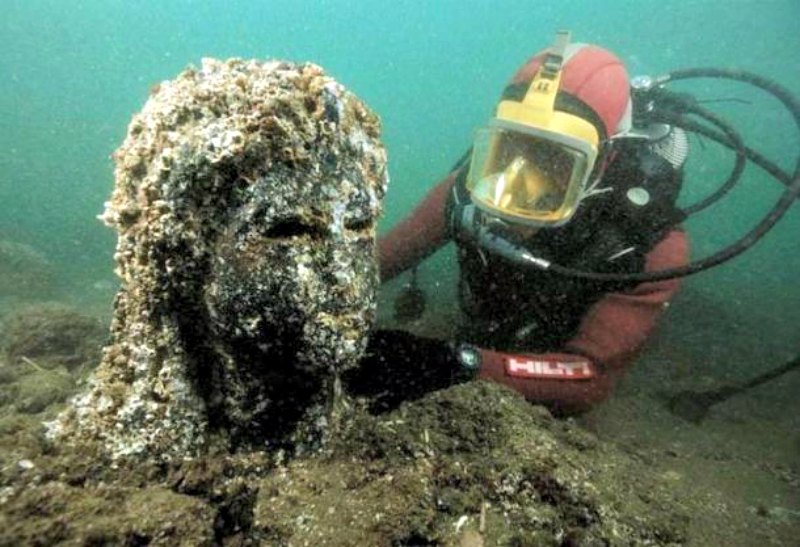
left=517, top=30, right=571, bottom=124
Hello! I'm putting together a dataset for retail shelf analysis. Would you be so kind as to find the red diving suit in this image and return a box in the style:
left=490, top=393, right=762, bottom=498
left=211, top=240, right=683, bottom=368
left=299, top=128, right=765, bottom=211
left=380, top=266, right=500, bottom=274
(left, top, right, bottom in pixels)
left=378, top=44, right=689, bottom=414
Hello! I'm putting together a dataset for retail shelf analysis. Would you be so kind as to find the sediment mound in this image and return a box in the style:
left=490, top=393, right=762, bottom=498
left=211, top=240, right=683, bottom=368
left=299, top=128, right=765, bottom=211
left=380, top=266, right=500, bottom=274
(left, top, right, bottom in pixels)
left=0, top=382, right=687, bottom=546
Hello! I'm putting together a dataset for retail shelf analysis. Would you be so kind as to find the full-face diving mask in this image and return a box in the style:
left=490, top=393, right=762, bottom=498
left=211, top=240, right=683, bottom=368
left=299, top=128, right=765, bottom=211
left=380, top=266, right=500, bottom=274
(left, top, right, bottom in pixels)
left=466, top=31, right=601, bottom=227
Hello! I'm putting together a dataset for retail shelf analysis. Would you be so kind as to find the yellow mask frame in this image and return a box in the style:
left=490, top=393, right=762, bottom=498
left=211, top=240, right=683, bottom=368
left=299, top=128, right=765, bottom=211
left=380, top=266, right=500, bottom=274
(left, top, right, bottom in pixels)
left=466, top=31, right=602, bottom=227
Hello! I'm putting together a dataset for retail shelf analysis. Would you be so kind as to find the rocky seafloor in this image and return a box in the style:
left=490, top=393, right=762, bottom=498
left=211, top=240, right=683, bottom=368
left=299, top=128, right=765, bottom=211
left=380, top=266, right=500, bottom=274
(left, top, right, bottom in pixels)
left=3, top=296, right=800, bottom=546
left=0, top=311, right=689, bottom=546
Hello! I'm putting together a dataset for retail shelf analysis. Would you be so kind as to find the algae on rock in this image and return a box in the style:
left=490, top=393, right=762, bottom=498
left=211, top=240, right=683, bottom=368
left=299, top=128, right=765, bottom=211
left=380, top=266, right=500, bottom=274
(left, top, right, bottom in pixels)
left=2, top=383, right=690, bottom=545
left=46, top=58, right=387, bottom=459
left=1, top=302, right=106, bottom=372
left=251, top=382, right=689, bottom=546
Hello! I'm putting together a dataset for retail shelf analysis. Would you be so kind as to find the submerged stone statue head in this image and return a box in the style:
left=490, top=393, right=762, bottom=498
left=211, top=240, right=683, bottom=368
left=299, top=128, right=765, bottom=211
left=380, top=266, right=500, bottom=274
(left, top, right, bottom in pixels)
left=48, top=58, right=387, bottom=458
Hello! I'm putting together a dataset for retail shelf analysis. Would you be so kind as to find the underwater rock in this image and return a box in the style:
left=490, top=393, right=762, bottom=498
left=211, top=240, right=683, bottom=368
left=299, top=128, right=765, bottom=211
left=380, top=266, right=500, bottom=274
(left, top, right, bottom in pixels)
left=0, top=383, right=690, bottom=545
left=0, top=303, right=104, bottom=417
left=0, top=482, right=216, bottom=545
left=255, top=381, right=689, bottom=546
left=46, top=58, right=387, bottom=459
left=9, top=367, right=75, bottom=415
left=1, top=302, right=106, bottom=372
left=253, top=383, right=689, bottom=545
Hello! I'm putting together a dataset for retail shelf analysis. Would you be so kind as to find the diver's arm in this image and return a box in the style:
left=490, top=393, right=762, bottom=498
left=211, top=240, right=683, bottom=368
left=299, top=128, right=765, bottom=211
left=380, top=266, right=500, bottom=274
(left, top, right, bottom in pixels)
left=378, top=172, right=456, bottom=282
left=566, top=228, right=688, bottom=373
left=354, top=230, right=687, bottom=414
left=475, top=228, right=689, bottom=414
left=474, top=349, right=614, bottom=416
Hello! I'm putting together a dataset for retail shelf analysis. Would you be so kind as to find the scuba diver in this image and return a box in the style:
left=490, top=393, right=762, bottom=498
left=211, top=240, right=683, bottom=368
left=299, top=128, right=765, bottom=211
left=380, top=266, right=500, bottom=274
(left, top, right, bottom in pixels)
left=345, top=31, right=800, bottom=416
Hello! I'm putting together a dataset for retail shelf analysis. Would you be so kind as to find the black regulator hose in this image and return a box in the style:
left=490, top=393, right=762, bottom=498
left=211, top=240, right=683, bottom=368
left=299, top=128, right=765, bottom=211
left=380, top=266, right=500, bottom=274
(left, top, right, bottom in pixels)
left=650, top=79, right=795, bottom=207
left=677, top=116, right=792, bottom=187
left=542, top=67, right=800, bottom=283
left=649, top=99, right=748, bottom=216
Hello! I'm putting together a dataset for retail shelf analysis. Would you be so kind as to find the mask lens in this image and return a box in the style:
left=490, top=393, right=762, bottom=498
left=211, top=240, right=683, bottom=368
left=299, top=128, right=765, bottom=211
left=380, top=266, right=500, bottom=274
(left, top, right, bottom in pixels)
left=467, top=127, right=588, bottom=225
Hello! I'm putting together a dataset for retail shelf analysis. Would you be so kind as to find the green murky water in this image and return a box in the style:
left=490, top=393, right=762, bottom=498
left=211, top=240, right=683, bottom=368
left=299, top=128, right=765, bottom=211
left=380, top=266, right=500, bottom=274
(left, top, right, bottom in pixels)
left=1, top=1, right=798, bottom=544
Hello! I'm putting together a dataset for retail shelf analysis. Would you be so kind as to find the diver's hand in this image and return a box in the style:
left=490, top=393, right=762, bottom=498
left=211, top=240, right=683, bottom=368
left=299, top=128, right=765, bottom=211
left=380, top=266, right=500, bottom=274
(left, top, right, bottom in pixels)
left=344, top=329, right=479, bottom=412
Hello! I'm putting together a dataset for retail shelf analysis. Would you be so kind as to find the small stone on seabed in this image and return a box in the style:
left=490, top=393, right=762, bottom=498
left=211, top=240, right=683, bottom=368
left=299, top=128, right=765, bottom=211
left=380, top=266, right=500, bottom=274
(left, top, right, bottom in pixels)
left=17, top=459, right=35, bottom=471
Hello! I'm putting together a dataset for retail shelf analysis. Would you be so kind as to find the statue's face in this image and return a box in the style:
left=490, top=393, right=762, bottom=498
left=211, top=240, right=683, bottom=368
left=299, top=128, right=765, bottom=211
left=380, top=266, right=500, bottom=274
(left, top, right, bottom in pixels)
left=204, top=163, right=383, bottom=375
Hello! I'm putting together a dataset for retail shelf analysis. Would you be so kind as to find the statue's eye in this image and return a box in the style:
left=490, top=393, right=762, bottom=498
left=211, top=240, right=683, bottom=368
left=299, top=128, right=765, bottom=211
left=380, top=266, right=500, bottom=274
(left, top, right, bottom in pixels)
left=263, top=217, right=325, bottom=240
left=344, top=217, right=373, bottom=232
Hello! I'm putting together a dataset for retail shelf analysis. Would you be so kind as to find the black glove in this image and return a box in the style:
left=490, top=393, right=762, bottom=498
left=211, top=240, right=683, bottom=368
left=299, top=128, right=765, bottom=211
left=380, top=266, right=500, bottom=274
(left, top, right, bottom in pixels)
left=343, top=329, right=480, bottom=412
